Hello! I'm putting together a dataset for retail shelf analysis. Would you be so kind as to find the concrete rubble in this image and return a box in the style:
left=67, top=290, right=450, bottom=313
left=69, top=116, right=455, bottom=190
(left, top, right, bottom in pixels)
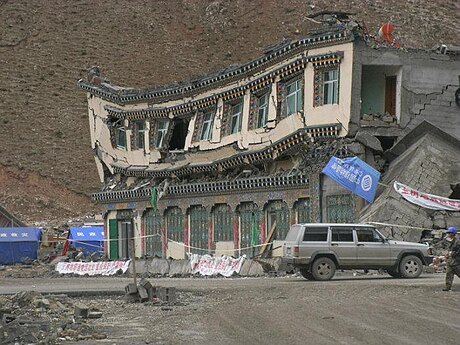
left=0, top=291, right=106, bottom=344
left=124, top=278, right=178, bottom=305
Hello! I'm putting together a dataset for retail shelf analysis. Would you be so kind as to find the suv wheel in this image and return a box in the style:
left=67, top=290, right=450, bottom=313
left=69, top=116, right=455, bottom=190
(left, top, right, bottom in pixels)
left=299, top=268, right=314, bottom=280
left=311, top=257, right=336, bottom=281
left=399, top=255, right=423, bottom=278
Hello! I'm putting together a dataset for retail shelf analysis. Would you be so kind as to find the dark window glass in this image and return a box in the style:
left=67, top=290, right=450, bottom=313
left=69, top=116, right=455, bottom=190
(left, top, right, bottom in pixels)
left=331, top=227, right=354, bottom=242
left=357, top=228, right=382, bottom=242
left=303, top=227, right=328, bottom=242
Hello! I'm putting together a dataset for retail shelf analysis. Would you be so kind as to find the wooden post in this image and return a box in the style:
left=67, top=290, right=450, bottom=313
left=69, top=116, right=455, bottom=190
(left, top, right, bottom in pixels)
left=130, top=222, right=137, bottom=287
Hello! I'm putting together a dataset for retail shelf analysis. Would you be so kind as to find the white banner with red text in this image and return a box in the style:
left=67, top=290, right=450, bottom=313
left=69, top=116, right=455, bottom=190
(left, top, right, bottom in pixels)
left=189, top=254, right=245, bottom=277
left=56, top=260, right=131, bottom=276
left=394, top=181, right=460, bottom=211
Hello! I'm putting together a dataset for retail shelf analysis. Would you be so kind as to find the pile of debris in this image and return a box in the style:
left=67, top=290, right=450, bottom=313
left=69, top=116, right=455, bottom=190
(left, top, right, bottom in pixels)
left=125, top=278, right=177, bottom=307
left=360, top=113, right=398, bottom=127
left=0, top=291, right=106, bottom=344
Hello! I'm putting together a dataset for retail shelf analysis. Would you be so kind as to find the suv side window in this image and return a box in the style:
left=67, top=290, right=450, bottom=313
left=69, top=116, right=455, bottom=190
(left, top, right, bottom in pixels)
left=357, top=228, right=383, bottom=242
left=331, top=227, right=354, bottom=242
left=303, top=227, right=328, bottom=242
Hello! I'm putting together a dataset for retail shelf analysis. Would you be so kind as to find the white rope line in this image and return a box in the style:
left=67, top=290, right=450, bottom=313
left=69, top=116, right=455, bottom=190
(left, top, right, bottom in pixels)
left=40, top=233, right=274, bottom=253
left=366, top=221, right=435, bottom=231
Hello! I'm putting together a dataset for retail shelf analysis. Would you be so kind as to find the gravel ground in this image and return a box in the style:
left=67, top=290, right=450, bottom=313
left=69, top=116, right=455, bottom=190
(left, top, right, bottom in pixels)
left=1, top=274, right=459, bottom=345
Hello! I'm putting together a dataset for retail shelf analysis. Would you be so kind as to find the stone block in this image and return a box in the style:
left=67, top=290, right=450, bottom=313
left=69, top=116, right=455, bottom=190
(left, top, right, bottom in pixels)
left=239, top=259, right=264, bottom=276
left=382, top=115, right=394, bottom=123
left=159, top=287, right=177, bottom=304
left=87, top=311, right=103, bottom=319
left=138, top=286, right=149, bottom=302
left=362, top=114, right=373, bottom=121
left=74, top=305, right=89, bottom=318
left=125, top=283, right=138, bottom=295
left=168, top=260, right=191, bottom=277
left=148, top=258, right=170, bottom=276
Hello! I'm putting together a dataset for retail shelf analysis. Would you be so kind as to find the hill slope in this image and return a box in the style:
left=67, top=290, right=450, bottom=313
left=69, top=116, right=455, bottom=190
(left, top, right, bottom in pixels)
left=0, top=0, right=459, bottom=223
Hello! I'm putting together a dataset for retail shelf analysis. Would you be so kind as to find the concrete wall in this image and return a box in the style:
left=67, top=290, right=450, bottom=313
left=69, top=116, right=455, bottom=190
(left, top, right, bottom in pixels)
left=353, top=44, right=460, bottom=140
left=360, top=132, right=460, bottom=241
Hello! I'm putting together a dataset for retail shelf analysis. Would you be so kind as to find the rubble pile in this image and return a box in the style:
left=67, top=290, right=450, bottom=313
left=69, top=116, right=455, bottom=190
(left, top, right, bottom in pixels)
left=125, top=278, right=177, bottom=306
left=360, top=113, right=398, bottom=126
left=0, top=291, right=106, bottom=344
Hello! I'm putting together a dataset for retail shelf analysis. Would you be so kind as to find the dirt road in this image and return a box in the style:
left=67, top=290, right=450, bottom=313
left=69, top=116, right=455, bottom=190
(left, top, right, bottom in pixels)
left=1, top=275, right=459, bottom=345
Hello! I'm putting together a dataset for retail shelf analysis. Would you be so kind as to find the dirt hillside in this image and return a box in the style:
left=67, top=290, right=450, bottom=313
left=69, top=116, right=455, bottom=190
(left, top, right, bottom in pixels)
left=0, top=0, right=459, bottom=224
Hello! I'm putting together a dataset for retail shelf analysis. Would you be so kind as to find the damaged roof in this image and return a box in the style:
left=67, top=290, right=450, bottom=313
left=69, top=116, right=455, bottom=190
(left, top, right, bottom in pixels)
left=77, top=29, right=350, bottom=104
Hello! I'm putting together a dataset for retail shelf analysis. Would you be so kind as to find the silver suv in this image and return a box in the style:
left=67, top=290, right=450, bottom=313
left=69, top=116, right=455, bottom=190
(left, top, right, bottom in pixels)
left=283, top=223, right=433, bottom=280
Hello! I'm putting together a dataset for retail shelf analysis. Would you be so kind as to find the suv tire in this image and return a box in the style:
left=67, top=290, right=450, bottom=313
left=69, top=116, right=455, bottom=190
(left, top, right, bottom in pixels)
left=399, top=255, right=423, bottom=278
left=299, top=268, right=314, bottom=280
left=311, top=257, right=336, bottom=281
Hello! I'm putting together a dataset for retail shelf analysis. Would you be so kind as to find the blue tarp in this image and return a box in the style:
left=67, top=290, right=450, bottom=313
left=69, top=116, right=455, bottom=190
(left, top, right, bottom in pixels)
left=0, top=227, right=42, bottom=265
left=68, top=227, right=104, bottom=255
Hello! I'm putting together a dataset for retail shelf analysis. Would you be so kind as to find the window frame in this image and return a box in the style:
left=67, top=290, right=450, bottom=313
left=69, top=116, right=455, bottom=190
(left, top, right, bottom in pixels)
left=116, top=126, right=127, bottom=150
left=133, top=121, right=146, bottom=150
left=286, top=79, right=303, bottom=116
left=229, top=102, right=243, bottom=134
left=302, top=226, right=329, bottom=242
left=322, top=69, right=339, bottom=105
left=200, top=111, right=214, bottom=141
left=256, top=93, right=269, bottom=128
left=155, top=120, right=169, bottom=149
left=331, top=226, right=355, bottom=242
left=356, top=227, right=385, bottom=243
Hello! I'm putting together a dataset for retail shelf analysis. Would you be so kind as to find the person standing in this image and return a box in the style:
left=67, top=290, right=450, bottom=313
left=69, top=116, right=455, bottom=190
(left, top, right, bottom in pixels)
left=443, top=226, right=460, bottom=291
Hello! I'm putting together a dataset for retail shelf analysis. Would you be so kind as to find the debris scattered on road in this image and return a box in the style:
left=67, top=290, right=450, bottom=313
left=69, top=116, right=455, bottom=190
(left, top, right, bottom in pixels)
left=125, top=278, right=178, bottom=305
left=0, top=291, right=106, bottom=344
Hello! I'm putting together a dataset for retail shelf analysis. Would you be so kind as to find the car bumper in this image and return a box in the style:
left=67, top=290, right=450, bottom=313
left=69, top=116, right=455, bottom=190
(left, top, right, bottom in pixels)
left=282, top=257, right=311, bottom=266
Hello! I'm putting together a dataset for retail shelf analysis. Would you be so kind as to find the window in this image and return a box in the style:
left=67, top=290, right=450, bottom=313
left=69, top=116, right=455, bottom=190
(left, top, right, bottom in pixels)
left=331, top=227, right=354, bottom=242
left=156, top=120, right=169, bottom=149
left=133, top=121, right=146, bottom=150
left=116, top=127, right=126, bottom=149
left=303, top=226, right=328, bottom=242
left=286, top=79, right=303, bottom=116
left=230, top=102, right=243, bottom=134
left=357, top=228, right=383, bottom=243
left=323, top=69, right=339, bottom=105
left=257, top=93, right=269, bottom=128
left=200, top=111, right=214, bottom=141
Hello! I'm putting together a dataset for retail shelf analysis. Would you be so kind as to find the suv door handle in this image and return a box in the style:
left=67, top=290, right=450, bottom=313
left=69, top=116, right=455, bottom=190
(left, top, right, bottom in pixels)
left=357, top=244, right=364, bottom=246
left=331, top=243, right=339, bottom=246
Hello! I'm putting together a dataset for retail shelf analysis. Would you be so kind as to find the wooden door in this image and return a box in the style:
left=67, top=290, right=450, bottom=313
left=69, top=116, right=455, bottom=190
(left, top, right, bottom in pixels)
left=385, top=76, right=397, bottom=116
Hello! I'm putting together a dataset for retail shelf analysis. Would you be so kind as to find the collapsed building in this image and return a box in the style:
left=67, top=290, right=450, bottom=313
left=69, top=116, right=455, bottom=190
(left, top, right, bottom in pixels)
left=78, top=15, right=460, bottom=259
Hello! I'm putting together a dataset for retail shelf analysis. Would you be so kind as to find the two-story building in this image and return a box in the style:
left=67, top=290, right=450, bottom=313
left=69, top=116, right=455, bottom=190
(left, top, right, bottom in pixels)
left=78, top=23, right=460, bottom=260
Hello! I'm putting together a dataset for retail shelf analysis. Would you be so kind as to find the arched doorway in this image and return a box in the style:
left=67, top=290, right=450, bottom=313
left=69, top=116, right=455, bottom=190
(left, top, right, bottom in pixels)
left=265, top=200, right=290, bottom=241
left=237, top=202, right=260, bottom=257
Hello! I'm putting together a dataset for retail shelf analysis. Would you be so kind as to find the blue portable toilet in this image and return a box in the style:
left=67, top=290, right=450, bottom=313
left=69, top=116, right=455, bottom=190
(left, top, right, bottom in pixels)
left=0, top=227, right=42, bottom=265
left=68, top=226, right=104, bottom=256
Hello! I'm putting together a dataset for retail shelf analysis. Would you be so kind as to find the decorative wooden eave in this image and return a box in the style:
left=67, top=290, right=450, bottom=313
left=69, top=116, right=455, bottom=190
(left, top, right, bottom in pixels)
left=110, top=123, right=341, bottom=178
left=102, top=52, right=343, bottom=120
left=77, top=30, right=350, bottom=105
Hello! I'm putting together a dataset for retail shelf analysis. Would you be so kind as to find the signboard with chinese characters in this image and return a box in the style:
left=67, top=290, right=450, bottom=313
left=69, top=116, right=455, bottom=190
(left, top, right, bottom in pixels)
left=394, top=181, right=460, bottom=211
left=322, top=156, right=381, bottom=203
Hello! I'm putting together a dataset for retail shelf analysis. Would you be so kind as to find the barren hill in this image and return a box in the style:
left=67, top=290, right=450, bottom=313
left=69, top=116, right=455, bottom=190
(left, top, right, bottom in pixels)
left=0, top=0, right=459, bottom=224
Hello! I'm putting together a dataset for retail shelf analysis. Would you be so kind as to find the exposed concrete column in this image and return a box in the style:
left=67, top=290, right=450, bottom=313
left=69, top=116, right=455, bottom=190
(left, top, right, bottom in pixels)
left=124, top=119, right=131, bottom=151
left=267, top=77, right=279, bottom=126
left=212, top=98, right=224, bottom=143
left=133, top=210, right=143, bottom=258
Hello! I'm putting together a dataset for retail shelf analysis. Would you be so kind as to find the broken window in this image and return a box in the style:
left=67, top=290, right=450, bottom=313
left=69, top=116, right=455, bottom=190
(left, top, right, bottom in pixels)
left=286, top=79, right=303, bottom=116
left=116, top=127, right=127, bottom=149
left=169, top=118, right=188, bottom=150
left=256, top=93, right=269, bottom=128
left=132, top=121, right=146, bottom=150
left=200, top=111, right=214, bottom=141
left=230, top=102, right=243, bottom=134
left=155, top=120, right=169, bottom=149
left=323, top=69, right=339, bottom=105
